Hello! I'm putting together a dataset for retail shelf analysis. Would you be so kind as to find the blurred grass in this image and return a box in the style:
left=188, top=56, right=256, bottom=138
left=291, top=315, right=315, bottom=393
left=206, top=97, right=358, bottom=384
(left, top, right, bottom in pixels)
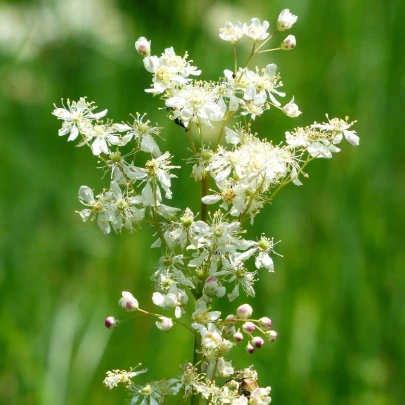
left=0, top=0, right=404, bottom=404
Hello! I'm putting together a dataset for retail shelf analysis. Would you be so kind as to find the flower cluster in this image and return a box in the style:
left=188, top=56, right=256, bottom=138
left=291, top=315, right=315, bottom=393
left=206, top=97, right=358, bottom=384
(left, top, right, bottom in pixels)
left=53, top=7, right=359, bottom=405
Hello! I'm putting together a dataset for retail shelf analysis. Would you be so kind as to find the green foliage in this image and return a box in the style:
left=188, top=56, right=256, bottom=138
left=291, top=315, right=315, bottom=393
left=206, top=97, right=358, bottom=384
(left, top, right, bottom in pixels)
left=0, top=0, right=404, bottom=403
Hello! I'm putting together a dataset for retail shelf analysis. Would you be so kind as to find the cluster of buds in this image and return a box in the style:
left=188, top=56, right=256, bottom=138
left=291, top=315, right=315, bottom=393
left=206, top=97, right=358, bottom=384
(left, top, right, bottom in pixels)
left=219, top=304, right=278, bottom=355
left=105, top=291, right=175, bottom=332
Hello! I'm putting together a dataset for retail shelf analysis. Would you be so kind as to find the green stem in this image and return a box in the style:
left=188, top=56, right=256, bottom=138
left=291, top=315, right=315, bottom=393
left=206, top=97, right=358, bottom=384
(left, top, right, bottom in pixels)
left=152, top=180, right=168, bottom=248
left=201, top=175, right=208, bottom=223
left=190, top=333, right=204, bottom=405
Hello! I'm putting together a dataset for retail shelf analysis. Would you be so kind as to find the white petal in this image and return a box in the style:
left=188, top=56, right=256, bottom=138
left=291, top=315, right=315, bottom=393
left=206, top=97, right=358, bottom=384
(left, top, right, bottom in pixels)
left=152, top=292, right=164, bottom=306
left=202, top=195, right=222, bottom=204
left=114, top=123, right=132, bottom=132
left=87, top=109, right=108, bottom=119
left=78, top=186, right=94, bottom=203
left=67, top=125, right=79, bottom=141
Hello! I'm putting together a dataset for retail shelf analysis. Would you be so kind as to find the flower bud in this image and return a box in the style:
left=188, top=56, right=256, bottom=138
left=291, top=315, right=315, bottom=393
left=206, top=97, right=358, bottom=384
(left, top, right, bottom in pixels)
left=164, top=293, right=178, bottom=308
left=264, top=330, right=278, bottom=342
left=105, top=316, right=119, bottom=329
left=135, top=37, right=151, bottom=57
left=225, top=314, right=237, bottom=323
left=237, top=304, right=253, bottom=319
left=251, top=336, right=264, bottom=348
left=277, top=9, right=298, bottom=31
left=281, top=35, right=296, bottom=50
left=204, top=277, right=226, bottom=298
left=222, top=325, right=236, bottom=339
left=119, top=291, right=139, bottom=312
left=283, top=97, right=302, bottom=117
left=156, top=316, right=173, bottom=331
left=233, top=331, right=244, bottom=342
left=242, top=321, right=255, bottom=333
left=219, top=339, right=234, bottom=354
left=246, top=343, right=255, bottom=354
left=258, top=317, right=272, bottom=330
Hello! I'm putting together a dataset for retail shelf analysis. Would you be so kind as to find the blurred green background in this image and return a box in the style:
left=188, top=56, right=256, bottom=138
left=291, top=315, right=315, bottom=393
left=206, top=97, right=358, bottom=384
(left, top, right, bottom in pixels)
left=1, top=0, right=404, bottom=404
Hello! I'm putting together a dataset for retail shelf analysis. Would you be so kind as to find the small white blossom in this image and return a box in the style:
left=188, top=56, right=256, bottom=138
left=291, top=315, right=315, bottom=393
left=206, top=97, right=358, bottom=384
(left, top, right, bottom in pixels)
left=249, top=386, right=272, bottom=405
left=103, top=366, right=147, bottom=390
left=277, top=9, right=298, bottom=31
left=53, top=97, right=107, bottom=142
left=283, top=97, right=302, bottom=117
left=219, top=21, right=244, bottom=43
left=312, top=116, right=359, bottom=146
left=143, top=47, right=201, bottom=94
left=243, top=18, right=270, bottom=43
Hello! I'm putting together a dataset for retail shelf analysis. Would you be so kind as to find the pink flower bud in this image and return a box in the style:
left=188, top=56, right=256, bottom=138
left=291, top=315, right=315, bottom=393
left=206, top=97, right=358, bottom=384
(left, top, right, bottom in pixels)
left=156, top=316, right=173, bottom=331
left=281, top=35, right=296, bottom=50
left=258, top=317, right=272, bottom=330
left=237, top=304, right=253, bottom=319
left=204, top=277, right=226, bottom=298
left=105, top=316, right=119, bottom=329
left=242, top=321, right=255, bottom=333
left=233, top=331, right=244, bottom=342
left=283, top=97, right=302, bottom=117
left=265, top=330, right=278, bottom=342
left=135, top=37, right=151, bottom=57
left=246, top=343, right=255, bottom=354
left=118, top=291, right=139, bottom=312
left=251, top=336, right=264, bottom=348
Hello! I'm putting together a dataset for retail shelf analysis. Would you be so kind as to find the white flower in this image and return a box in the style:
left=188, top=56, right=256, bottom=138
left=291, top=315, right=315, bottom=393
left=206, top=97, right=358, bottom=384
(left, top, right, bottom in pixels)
left=156, top=316, right=173, bottom=331
left=109, top=181, right=146, bottom=233
left=152, top=284, right=188, bottom=318
left=143, top=47, right=201, bottom=94
left=77, top=186, right=114, bottom=234
left=200, top=323, right=223, bottom=349
left=114, top=113, right=161, bottom=157
left=243, top=18, right=270, bottom=43
left=103, top=367, right=147, bottom=390
left=53, top=97, right=107, bottom=142
left=283, top=97, right=302, bottom=117
left=119, top=291, right=139, bottom=311
left=219, top=21, right=244, bottom=43
left=277, top=9, right=298, bottom=31
left=231, top=397, right=248, bottom=405
left=281, top=34, right=296, bottom=50
left=130, top=382, right=167, bottom=405
left=249, top=386, right=272, bottom=405
left=191, top=299, right=221, bottom=331
left=82, top=122, right=121, bottom=156
left=312, top=116, right=359, bottom=146
left=125, top=152, right=180, bottom=204
left=216, top=358, right=234, bottom=378
left=165, top=83, right=227, bottom=129
left=135, top=36, right=151, bottom=57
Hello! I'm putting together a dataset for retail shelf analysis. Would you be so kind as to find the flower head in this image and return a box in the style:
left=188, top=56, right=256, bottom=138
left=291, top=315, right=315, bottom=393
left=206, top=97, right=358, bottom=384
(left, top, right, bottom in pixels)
left=243, top=18, right=270, bottom=43
left=219, top=21, right=244, bottom=43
